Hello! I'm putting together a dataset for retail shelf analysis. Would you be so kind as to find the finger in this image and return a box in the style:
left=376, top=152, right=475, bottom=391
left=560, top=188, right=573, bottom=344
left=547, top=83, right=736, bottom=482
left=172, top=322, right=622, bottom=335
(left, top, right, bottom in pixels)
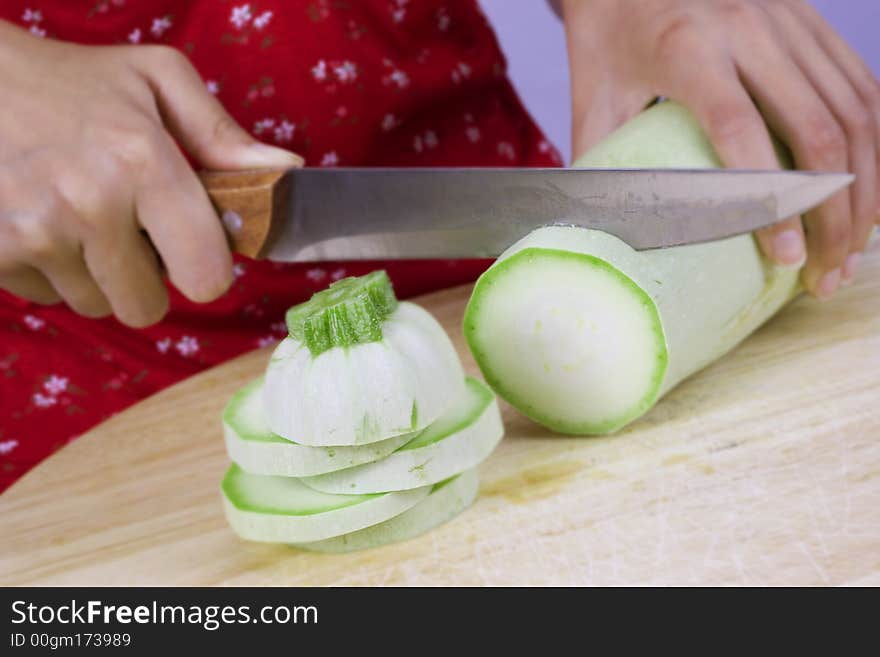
left=571, top=83, right=652, bottom=161
left=768, top=2, right=877, bottom=280
left=39, top=249, right=112, bottom=318
left=790, top=0, right=880, bottom=219
left=135, top=132, right=233, bottom=303
left=83, top=225, right=169, bottom=328
left=732, top=24, right=851, bottom=298
left=654, top=41, right=807, bottom=267
left=0, top=266, right=61, bottom=305
left=135, top=46, right=303, bottom=169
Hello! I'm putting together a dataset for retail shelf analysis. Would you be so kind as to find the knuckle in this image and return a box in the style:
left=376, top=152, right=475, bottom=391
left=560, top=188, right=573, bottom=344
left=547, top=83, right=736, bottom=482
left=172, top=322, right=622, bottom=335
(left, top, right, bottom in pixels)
left=654, top=15, right=698, bottom=60
left=704, top=102, right=758, bottom=144
left=800, top=115, right=846, bottom=167
left=145, top=44, right=189, bottom=70
left=840, top=104, right=872, bottom=138
left=109, top=127, right=164, bottom=174
left=720, top=1, right=763, bottom=28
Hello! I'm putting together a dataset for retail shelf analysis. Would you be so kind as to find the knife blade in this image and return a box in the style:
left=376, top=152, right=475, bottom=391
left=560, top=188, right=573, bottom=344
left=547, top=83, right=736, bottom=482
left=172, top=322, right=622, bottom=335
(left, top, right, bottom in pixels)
left=201, top=167, right=854, bottom=260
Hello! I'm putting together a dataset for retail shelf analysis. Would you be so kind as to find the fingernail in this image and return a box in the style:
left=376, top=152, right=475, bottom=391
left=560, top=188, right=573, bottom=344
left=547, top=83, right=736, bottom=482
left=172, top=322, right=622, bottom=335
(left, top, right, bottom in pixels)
left=242, top=142, right=304, bottom=168
left=815, top=268, right=840, bottom=299
left=841, top=253, right=861, bottom=285
left=772, top=229, right=806, bottom=268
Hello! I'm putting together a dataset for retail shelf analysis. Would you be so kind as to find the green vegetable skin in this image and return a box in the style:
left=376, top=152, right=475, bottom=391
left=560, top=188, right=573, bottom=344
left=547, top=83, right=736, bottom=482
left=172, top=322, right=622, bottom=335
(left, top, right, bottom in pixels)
left=464, top=101, right=800, bottom=434
left=294, top=469, right=479, bottom=553
left=301, top=377, right=503, bottom=494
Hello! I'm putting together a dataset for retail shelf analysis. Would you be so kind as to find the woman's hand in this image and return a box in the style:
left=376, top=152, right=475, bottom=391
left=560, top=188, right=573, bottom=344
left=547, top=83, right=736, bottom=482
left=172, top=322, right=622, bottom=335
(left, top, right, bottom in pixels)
left=561, top=0, right=879, bottom=298
left=0, top=22, right=301, bottom=327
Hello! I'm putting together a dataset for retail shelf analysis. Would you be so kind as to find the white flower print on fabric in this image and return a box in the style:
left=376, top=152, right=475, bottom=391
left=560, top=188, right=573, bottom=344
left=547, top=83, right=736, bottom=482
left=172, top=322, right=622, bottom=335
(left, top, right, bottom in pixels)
left=306, top=268, right=326, bottom=282
left=497, top=141, right=516, bottom=160
left=206, top=80, right=220, bottom=95
left=156, top=338, right=172, bottom=354
left=413, top=130, right=438, bottom=153
left=256, top=335, right=279, bottom=348
left=273, top=120, right=295, bottom=143
left=29, top=24, right=46, bottom=38
left=253, top=10, right=273, bottom=30
left=311, top=60, right=328, bottom=82
left=33, top=392, right=56, bottom=409
left=21, top=8, right=42, bottom=23
left=271, top=321, right=287, bottom=333
left=233, top=263, right=247, bottom=279
left=333, top=61, right=358, bottom=84
left=43, top=375, right=68, bottom=395
left=253, top=118, right=275, bottom=135
left=384, top=68, right=410, bottom=89
left=330, top=267, right=347, bottom=281
left=451, top=62, right=471, bottom=84
left=0, top=440, right=18, bottom=455
left=230, top=4, right=253, bottom=30
left=151, top=16, right=172, bottom=38
left=320, top=151, right=339, bottom=167
left=23, top=315, right=45, bottom=331
left=390, top=0, right=409, bottom=23
left=175, top=336, right=200, bottom=357
left=128, top=28, right=141, bottom=44
left=436, top=7, right=451, bottom=32
left=381, top=114, right=399, bottom=132
left=465, top=126, right=481, bottom=143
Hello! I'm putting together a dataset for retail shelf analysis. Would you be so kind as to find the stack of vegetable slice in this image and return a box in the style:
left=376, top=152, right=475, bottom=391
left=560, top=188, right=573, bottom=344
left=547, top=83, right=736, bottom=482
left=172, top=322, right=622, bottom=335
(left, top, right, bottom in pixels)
left=220, top=271, right=504, bottom=552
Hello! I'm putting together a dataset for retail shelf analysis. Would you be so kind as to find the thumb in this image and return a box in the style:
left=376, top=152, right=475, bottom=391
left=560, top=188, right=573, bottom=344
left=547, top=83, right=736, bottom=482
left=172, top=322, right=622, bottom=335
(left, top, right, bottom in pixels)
left=136, top=46, right=304, bottom=170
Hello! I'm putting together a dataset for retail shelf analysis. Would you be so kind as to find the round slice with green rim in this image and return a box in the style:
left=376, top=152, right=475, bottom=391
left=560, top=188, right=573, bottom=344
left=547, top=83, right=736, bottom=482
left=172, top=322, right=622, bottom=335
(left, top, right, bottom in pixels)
left=294, top=469, right=479, bottom=553
left=463, top=101, right=800, bottom=435
left=265, top=295, right=465, bottom=446
left=221, top=464, right=431, bottom=544
left=224, top=378, right=416, bottom=477
left=301, top=377, right=503, bottom=494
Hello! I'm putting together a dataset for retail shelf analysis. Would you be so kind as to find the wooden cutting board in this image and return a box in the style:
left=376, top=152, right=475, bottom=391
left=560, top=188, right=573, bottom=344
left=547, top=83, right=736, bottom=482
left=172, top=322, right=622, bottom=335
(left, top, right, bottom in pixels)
left=2, top=246, right=879, bottom=586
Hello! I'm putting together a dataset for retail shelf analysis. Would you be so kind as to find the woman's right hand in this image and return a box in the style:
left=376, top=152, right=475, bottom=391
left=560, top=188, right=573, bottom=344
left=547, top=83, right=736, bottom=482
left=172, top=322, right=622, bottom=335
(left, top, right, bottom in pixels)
left=0, top=22, right=302, bottom=327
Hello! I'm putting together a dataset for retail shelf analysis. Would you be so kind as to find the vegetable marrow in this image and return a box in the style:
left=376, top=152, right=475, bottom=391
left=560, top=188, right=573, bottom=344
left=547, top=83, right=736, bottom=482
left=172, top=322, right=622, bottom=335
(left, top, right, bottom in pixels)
left=294, top=469, right=479, bottom=553
left=223, top=378, right=416, bottom=477
left=221, top=464, right=431, bottom=543
left=301, top=377, right=503, bottom=493
left=264, top=271, right=465, bottom=446
left=464, top=101, right=800, bottom=434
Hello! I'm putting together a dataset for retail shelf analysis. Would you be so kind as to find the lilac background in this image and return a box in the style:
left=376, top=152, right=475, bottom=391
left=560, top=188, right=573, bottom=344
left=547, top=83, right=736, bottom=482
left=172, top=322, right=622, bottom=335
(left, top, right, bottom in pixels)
left=480, top=0, right=880, bottom=163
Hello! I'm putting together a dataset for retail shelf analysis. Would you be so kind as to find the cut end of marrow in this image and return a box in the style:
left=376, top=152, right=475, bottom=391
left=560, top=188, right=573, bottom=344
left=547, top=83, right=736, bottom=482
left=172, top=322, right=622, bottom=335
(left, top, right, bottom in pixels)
left=285, top=270, right=398, bottom=356
left=464, top=241, right=667, bottom=435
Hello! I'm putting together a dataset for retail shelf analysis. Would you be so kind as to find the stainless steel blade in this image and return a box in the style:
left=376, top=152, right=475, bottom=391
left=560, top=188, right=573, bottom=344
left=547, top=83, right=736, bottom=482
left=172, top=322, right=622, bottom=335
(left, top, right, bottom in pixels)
left=264, top=168, right=854, bottom=260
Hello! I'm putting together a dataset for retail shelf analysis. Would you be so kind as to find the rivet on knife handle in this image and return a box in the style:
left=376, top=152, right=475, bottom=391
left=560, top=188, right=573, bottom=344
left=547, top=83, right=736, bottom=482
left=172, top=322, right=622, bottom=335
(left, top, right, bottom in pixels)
left=200, top=169, right=290, bottom=258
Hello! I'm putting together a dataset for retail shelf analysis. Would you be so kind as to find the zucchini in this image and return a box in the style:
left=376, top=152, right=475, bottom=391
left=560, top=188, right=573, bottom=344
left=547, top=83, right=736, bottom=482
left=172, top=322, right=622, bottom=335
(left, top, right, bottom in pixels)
left=221, top=463, right=431, bottom=543
left=301, top=377, right=503, bottom=493
left=294, top=469, right=479, bottom=553
left=223, top=378, right=415, bottom=477
left=264, top=271, right=465, bottom=446
left=464, top=101, right=799, bottom=434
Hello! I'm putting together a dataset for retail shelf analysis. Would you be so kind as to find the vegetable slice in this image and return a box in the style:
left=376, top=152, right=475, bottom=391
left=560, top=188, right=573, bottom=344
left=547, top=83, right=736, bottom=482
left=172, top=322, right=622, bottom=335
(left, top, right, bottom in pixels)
left=221, top=464, right=431, bottom=543
left=301, top=377, right=503, bottom=493
left=294, top=469, right=479, bottom=553
left=464, top=101, right=800, bottom=435
left=264, top=300, right=465, bottom=446
left=223, top=378, right=416, bottom=477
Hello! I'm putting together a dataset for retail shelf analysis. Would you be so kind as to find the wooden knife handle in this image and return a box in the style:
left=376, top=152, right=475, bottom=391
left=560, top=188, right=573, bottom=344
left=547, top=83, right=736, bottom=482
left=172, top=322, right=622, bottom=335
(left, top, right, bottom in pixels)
left=199, top=169, right=291, bottom=258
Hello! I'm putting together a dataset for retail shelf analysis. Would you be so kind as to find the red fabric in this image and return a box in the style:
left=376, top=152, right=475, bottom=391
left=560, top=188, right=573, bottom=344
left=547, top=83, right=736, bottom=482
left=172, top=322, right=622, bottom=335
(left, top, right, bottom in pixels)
left=0, top=0, right=562, bottom=492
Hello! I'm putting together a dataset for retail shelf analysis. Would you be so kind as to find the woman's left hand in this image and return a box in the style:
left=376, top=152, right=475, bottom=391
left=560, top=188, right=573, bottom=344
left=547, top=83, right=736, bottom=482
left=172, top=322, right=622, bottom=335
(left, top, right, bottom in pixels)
left=561, top=0, right=879, bottom=298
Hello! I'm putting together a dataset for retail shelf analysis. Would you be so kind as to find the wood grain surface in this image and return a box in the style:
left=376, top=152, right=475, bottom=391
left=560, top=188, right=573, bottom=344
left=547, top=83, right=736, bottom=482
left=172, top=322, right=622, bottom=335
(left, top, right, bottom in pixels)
left=1, top=245, right=879, bottom=586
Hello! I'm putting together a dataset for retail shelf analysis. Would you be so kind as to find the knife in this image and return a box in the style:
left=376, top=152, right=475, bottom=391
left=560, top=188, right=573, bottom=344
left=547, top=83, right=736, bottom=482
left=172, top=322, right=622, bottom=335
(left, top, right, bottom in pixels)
left=200, top=168, right=853, bottom=260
